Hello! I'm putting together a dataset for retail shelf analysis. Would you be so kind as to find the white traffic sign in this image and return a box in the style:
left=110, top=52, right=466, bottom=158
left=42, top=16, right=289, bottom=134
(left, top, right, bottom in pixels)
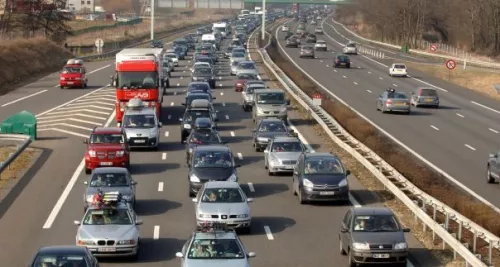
left=95, top=38, right=104, bottom=48
left=445, top=59, right=456, bottom=70
left=430, top=44, right=437, bottom=52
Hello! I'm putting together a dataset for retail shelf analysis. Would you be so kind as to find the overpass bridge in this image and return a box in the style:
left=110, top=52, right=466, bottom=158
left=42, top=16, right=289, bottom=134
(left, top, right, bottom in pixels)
left=157, top=0, right=350, bottom=9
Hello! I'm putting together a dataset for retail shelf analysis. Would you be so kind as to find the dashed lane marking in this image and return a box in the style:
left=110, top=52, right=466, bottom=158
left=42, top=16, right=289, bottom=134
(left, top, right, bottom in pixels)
left=366, top=90, right=372, bottom=93
left=489, top=128, right=499, bottom=134
left=456, top=113, right=464, bottom=118
left=225, top=115, right=230, bottom=120
left=153, top=226, right=160, bottom=239
left=58, top=105, right=113, bottom=111
left=353, top=82, right=358, bottom=85
left=1, top=90, right=48, bottom=107
left=342, top=75, right=346, bottom=78
left=170, top=102, right=174, bottom=106
left=230, top=131, right=235, bottom=137
left=465, top=144, right=476, bottom=151
left=430, top=125, right=439, bottom=131
left=392, top=84, right=398, bottom=87
left=162, top=153, right=167, bottom=160
left=247, top=182, right=255, bottom=192
left=237, top=153, right=243, bottom=160
left=264, top=226, right=274, bottom=240
left=158, top=182, right=164, bottom=192
left=165, top=131, right=170, bottom=137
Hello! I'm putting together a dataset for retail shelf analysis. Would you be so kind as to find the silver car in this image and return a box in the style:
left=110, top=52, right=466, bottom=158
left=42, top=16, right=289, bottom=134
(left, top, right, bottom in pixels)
left=235, top=61, right=258, bottom=76
left=83, top=167, right=137, bottom=210
left=230, top=61, right=239, bottom=75
left=242, top=83, right=266, bottom=111
left=376, top=88, right=411, bottom=114
left=343, top=42, right=358, bottom=54
left=121, top=98, right=162, bottom=149
left=165, top=53, right=179, bottom=66
left=74, top=192, right=142, bottom=258
left=230, top=51, right=247, bottom=65
left=192, top=181, right=253, bottom=233
left=410, top=87, right=439, bottom=108
left=264, top=136, right=307, bottom=175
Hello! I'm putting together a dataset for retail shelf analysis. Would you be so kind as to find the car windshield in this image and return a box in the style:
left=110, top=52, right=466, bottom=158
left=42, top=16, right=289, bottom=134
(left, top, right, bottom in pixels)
left=193, top=151, right=233, bottom=167
left=304, top=157, right=344, bottom=174
left=231, top=61, right=239, bottom=67
left=90, top=172, right=129, bottom=187
left=353, top=215, right=400, bottom=232
left=184, top=110, right=210, bottom=122
left=90, top=133, right=124, bottom=144
left=33, top=255, right=88, bottom=267
left=394, top=65, right=406, bottom=69
left=258, top=122, right=287, bottom=132
left=232, top=52, right=245, bottom=58
left=302, top=46, right=313, bottom=50
left=123, top=114, right=156, bottom=128
left=189, top=130, right=220, bottom=144
left=194, top=68, right=212, bottom=75
left=201, top=187, right=244, bottom=203
left=83, top=208, right=132, bottom=225
left=256, top=92, right=285, bottom=104
left=419, top=89, right=437, bottom=96
left=187, top=238, right=245, bottom=259
left=62, top=67, right=82, bottom=73
left=338, top=55, right=349, bottom=61
left=187, top=95, right=210, bottom=105
left=117, top=71, right=158, bottom=89
left=238, top=62, right=255, bottom=69
left=387, top=92, right=408, bottom=99
left=188, top=83, right=210, bottom=92
left=271, top=141, right=302, bottom=152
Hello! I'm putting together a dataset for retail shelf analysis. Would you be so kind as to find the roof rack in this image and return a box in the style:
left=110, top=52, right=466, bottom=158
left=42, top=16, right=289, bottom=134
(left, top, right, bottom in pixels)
left=66, top=59, right=83, bottom=65
left=90, top=190, right=124, bottom=208
left=196, top=222, right=231, bottom=233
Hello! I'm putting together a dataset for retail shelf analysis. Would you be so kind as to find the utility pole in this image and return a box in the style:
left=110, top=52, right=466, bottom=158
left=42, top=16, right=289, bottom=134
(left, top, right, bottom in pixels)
left=261, top=0, right=266, bottom=40
left=150, top=0, right=155, bottom=40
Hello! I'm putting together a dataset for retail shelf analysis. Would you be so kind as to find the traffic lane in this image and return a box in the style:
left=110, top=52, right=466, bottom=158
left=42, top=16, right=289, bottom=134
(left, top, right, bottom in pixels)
left=275, top=26, right=500, bottom=206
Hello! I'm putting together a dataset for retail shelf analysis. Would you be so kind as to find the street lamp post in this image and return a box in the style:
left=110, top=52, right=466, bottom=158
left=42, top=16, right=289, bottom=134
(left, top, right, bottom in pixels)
left=150, top=0, right=155, bottom=40
left=261, top=0, right=266, bottom=40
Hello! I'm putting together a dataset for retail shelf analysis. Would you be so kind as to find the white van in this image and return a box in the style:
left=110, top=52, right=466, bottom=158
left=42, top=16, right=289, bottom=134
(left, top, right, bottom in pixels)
left=201, top=34, right=217, bottom=49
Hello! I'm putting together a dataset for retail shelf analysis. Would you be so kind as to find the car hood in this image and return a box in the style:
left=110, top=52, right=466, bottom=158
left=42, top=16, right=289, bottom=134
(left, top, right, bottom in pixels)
left=270, top=152, right=301, bottom=161
left=87, top=143, right=125, bottom=150
left=124, top=128, right=156, bottom=138
left=198, top=202, right=249, bottom=216
left=192, top=167, right=234, bottom=181
left=351, top=231, right=406, bottom=244
left=184, top=259, right=249, bottom=267
left=77, top=224, right=138, bottom=240
left=243, top=94, right=254, bottom=101
left=86, top=187, right=134, bottom=199
left=303, top=173, right=346, bottom=185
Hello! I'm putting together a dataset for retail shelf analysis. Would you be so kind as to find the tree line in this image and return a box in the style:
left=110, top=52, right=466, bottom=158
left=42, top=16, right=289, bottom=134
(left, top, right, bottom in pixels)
left=335, top=0, right=500, bottom=56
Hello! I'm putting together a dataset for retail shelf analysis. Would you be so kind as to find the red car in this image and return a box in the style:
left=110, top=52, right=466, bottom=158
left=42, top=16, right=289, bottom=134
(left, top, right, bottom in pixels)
left=234, top=73, right=259, bottom=92
left=84, top=127, right=130, bottom=174
left=60, top=59, right=88, bottom=89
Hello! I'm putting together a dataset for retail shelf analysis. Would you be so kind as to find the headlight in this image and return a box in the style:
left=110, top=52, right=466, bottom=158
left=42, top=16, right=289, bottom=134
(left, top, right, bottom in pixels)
left=280, top=107, right=287, bottom=112
left=184, top=124, right=192, bottom=129
left=77, top=240, right=96, bottom=245
left=338, top=178, right=348, bottom=187
left=236, top=214, right=248, bottom=218
left=270, top=157, right=280, bottom=165
left=352, top=242, right=370, bottom=250
left=303, top=178, right=314, bottom=188
left=199, top=213, right=211, bottom=218
left=88, top=150, right=96, bottom=157
left=117, top=240, right=136, bottom=245
left=227, top=173, right=237, bottom=182
left=116, top=150, right=125, bottom=157
left=192, top=77, right=198, bottom=80
left=190, top=174, right=200, bottom=182
left=86, top=195, right=93, bottom=202
left=121, top=195, right=132, bottom=200
left=394, top=242, right=407, bottom=250
left=257, top=137, right=268, bottom=142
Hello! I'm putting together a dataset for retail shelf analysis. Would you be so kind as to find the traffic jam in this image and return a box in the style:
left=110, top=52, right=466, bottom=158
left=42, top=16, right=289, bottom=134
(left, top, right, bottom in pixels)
left=33, top=7, right=412, bottom=267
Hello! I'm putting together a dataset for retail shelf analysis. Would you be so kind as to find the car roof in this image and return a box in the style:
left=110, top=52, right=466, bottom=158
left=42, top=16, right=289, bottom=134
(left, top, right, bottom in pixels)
left=259, top=118, right=286, bottom=123
left=204, top=181, right=240, bottom=189
left=38, top=245, right=88, bottom=255
left=93, top=127, right=122, bottom=134
left=352, top=207, right=394, bottom=216
left=92, top=167, right=129, bottom=174
left=238, top=60, right=254, bottom=64
left=195, top=145, right=230, bottom=152
left=254, top=88, right=283, bottom=93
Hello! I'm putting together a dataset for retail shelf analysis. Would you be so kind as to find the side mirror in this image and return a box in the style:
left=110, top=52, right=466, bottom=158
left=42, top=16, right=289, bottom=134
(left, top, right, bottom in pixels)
left=247, top=252, right=256, bottom=258
left=192, top=198, right=198, bottom=203
left=490, top=153, right=497, bottom=158
left=131, top=181, right=138, bottom=185
left=212, top=97, right=216, bottom=99
left=293, top=171, right=298, bottom=175
left=263, top=149, right=269, bottom=153
left=403, top=228, right=411, bottom=232
left=158, top=122, right=163, bottom=127
left=83, top=181, right=88, bottom=185
left=345, top=170, right=351, bottom=176
left=136, top=220, right=143, bottom=225
left=175, top=252, right=183, bottom=258
left=340, top=228, right=348, bottom=233
left=74, top=220, right=81, bottom=225
left=247, top=198, right=254, bottom=203
left=83, top=139, right=88, bottom=144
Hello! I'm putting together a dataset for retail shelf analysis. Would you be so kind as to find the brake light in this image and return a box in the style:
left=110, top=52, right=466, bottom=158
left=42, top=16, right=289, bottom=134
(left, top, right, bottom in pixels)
left=386, top=100, right=392, bottom=104
left=88, top=150, right=96, bottom=157
left=236, top=83, right=242, bottom=86
left=60, top=77, right=65, bottom=80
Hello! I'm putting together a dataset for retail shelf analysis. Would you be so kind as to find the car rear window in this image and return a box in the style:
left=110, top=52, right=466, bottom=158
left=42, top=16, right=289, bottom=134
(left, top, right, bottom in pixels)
left=394, top=65, right=406, bottom=69
left=232, top=52, right=245, bottom=58
left=392, top=92, right=408, bottom=99
left=419, top=89, right=437, bottom=96
left=239, top=62, right=255, bottom=69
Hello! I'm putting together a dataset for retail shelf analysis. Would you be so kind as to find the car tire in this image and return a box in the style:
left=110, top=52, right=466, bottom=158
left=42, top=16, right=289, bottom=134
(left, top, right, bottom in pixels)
left=268, top=169, right=274, bottom=176
left=348, top=249, right=355, bottom=267
left=406, top=110, right=411, bottom=115
left=339, top=238, right=346, bottom=255
left=298, top=187, right=307, bottom=204
left=487, top=167, right=495, bottom=183
left=85, top=167, right=91, bottom=175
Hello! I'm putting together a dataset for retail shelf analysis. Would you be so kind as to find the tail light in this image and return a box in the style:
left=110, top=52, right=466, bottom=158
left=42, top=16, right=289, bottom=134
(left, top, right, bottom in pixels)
left=116, top=150, right=125, bottom=157
left=75, top=77, right=81, bottom=80
left=386, top=100, right=392, bottom=105
left=236, top=83, right=242, bottom=86
left=88, top=150, right=96, bottom=157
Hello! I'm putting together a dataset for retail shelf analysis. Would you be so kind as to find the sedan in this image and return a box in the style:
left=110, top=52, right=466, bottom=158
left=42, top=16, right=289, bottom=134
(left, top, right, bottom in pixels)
left=292, top=152, right=350, bottom=204
left=343, top=42, right=358, bottom=54
left=235, top=61, right=259, bottom=76
left=29, top=246, right=98, bottom=267
left=314, top=40, right=327, bottom=51
left=300, top=45, right=315, bottom=58
left=314, top=27, right=324, bottom=34
left=192, top=181, right=253, bottom=233
left=286, top=36, right=300, bottom=47
left=234, top=73, right=259, bottom=92
left=376, top=88, right=411, bottom=114
left=164, top=53, right=179, bottom=66
left=264, top=136, right=307, bottom=175
left=185, top=128, right=224, bottom=164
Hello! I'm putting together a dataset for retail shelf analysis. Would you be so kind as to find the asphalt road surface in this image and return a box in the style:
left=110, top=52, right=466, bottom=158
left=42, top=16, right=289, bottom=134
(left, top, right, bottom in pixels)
left=0, top=26, right=435, bottom=266
left=275, top=17, right=500, bottom=209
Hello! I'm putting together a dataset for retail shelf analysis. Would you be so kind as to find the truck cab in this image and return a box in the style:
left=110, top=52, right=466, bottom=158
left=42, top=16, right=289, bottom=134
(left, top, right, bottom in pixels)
left=60, top=59, right=88, bottom=89
left=83, top=127, right=130, bottom=174
left=121, top=98, right=162, bottom=150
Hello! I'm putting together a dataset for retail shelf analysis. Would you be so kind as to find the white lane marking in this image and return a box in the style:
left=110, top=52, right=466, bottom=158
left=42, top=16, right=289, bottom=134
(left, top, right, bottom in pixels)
left=1, top=89, right=48, bottom=107
left=230, top=131, right=235, bottom=137
left=38, top=117, right=103, bottom=125
left=165, top=131, right=169, bottom=137
left=183, top=70, right=186, bottom=73
left=379, top=77, right=383, bottom=80
left=167, top=115, right=172, bottom=120
left=342, top=75, right=347, bottom=78
left=471, top=101, right=500, bottom=114
left=47, top=109, right=108, bottom=115
left=177, top=83, right=180, bottom=87
left=158, top=182, right=164, bottom=192
left=162, top=153, right=167, bottom=160
left=174, top=91, right=177, bottom=96
left=411, top=77, right=448, bottom=92
left=327, top=65, right=330, bottom=68
left=333, top=69, right=337, bottom=72
left=180, top=77, right=184, bottom=79
left=368, top=71, right=371, bottom=74
left=222, top=102, right=226, bottom=107
left=353, top=82, right=358, bottom=85
left=225, top=115, right=230, bottom=120
left=286, top=119, right=315, bottom=153
left=456, top=113, right=464, bottom=118
left=37, top=123, right=93, bottom=131
left=465, top=144, right=476, bottom=151
left=237, top=153, right=243, bottom=160
left=489, top=128, right=499, bottom=134
left=43, top=108, right=116, bottom=229
left=153, top=226, right=160, bottom=239
left=170, top=102, right=174, bottom=106
left=247, top=182, right=255, bottom=192
left=392, top=84, right=398, bottom=87
left=430, top=125, right=440, bottom=131
left=264, top=226, right=274, bottom=240
left=320, top=60, right=323, bottom=63
left=366, top=90, right=372, bottom=93
left=220, top=92, right=224, bottom=96
left=37, top=128, right=89, bottom=138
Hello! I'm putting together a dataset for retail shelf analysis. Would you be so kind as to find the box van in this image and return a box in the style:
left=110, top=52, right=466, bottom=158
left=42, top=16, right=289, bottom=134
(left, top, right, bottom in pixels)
left=201, top=34, right=217, bottom=50
left=252, top=89, right=290, bottom=122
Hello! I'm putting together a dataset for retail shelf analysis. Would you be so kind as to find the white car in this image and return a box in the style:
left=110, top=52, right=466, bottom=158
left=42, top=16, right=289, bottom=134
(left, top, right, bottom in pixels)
left=343, top=43, right=358, bottom=54
left=191, top=62, right=211, bottom=73
left=314, top=40, right=327, bottom=51
left=164, top=53, right=179, bottom=66
left=389, top=63, right=408, bottom=77
left=282, top=25, right=289, bottom=32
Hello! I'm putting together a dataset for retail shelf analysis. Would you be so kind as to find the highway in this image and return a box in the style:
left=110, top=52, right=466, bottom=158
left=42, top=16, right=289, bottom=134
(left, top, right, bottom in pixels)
left=273, top=17, right=500, bottom=209
left=0, top=23, right=436, bottom=266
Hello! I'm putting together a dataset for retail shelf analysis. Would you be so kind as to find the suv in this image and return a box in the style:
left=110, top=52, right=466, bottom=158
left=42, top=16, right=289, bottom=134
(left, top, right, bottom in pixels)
left=339, top=207, right=410, bottom=266
left=410, top=87, right=439, bottom=108
left=121, top=98, right=162, bottom=150
left=175, top=223, right=256, bottom=266
left=83, top=127, right=130, bottom=174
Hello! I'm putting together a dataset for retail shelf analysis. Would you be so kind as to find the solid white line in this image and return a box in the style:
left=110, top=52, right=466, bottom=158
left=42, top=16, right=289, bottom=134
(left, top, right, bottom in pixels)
left=430, top=125, right=440, bottom=131
left=366, top=90, right=372, bottom=93
left=158, top=182, right=164, bottom=192
left=489, top=128, right=499, bottom=134
left=153, top=225, right=160, bottom=239
left=327, top=65, right=330, bottom=68
left=230, top=131, right=235, bottom=137
left=165, top=131, right=169, bottom=137
left=342, top=75, right=347, bottom=79
left=47, top=109, right=109, bottom=115
left=333, top=69, right=336, bottom=72
left=471, top=101, right=500, bottom=114
left=1, top=89, right=48, bottom=107
left=174, top=91, right=177, bottom=95
left=264, top=225, right=274, bottom=240
left=162, top=153, right=167, bottom=160
left=220, top=92, right=224, bottom=96
left=411, top=77, right=448, bottom=92
left=219, top=84, right=223, bottom=87
left=225, top=115, right=230, bottom=120
left=353, top=82, right=358, bottom=85
left=38, top=114, right=106, bottom=121
left=87, top=64, right=111, bottom=75
left=465, top=144, right=476, bottom=151
left=456, top=113, right=464, bottom=118
left=237, top=153, right=243, bottom=160
left=177, top=83, right=180, bottom=87
left=67, top=101, right=114, bottom=107
left=247, top=182, right=255, bottom=192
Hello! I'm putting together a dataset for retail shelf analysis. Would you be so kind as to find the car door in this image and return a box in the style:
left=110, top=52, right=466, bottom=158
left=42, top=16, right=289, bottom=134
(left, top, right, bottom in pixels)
left=340, top=210, right=352, bottom=250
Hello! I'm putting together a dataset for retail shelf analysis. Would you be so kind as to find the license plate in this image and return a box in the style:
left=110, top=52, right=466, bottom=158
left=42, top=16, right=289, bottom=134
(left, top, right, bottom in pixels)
left=100, top=162, right=112, bottom=166
left=67, top=82, right=74, bottom=85
left=340, top=63, right=345, bottom=65
left=425, top=99, right=433, bottom=102
left=98, top=247, right=116, bottom=252
left=395, top=102, right=405, bottom=106
left=373, top=254, right=390, bottom=258
left=319, top=191, right=335, bottom=195
left=134, top=140, right=146, bottom=143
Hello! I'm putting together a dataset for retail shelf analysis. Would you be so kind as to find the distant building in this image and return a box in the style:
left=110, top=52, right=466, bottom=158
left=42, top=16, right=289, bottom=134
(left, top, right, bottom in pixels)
left=66, top=0, right=95, bottom=12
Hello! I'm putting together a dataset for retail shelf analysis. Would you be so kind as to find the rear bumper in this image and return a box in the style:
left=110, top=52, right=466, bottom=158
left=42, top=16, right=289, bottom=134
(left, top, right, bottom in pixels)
left=84, top=157, right=129, bottom=170
left=351, top=249, right=408, bottom=264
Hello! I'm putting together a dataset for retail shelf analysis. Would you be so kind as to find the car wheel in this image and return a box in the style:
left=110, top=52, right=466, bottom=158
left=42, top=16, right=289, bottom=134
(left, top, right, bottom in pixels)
left=348, top=249, right=355, bottom=267
left=298, top=187, right=307, bottom=204
left=487, top=167, right=495, bottom=183
left=268, top=169, right=274, bottom=176
left=406, top=110, right=411, bottom=115
left=85, top=167, right=91, bottom=174
left=339, top=239, right=346, bottom=255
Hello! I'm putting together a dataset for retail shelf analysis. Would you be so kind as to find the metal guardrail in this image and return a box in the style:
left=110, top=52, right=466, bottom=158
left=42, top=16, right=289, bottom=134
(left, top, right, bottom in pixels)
left=0, top=134, right=32, bottom=175
left=256, top=25, right=492, bottom=267
left=329, top=18, right=500, bottom=70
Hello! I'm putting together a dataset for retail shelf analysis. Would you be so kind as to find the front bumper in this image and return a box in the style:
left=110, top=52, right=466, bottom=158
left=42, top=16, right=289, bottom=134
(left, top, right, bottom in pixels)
left=351, top=249, right=408, bottom=264
left=127, top=137, right=158, bottom=148
left=196, top=218, right=251, bottom=229
left=85, top=157, right=128, bottom=170
left=301, top=186, right=349, bottom=202
left=300, top=52, right=314, bottom=57
left=82, top=244, right=138, bottom=257
left=268, top=162, right=296, bottom=172
left=60, top=80, right=84, bottom=87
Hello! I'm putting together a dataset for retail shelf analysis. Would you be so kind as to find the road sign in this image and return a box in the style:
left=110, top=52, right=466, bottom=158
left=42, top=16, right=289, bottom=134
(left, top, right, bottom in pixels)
left=430, top=44, right=437, bottom=52
left=445, top=59, right=456, bottom=70
left=312, top=93, right=322, bottom=106
left=95, top=38, right=104, bottom=48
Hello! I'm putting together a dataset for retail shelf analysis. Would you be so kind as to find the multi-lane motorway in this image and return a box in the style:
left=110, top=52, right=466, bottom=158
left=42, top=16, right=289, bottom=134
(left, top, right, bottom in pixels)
left=274, top=16, right=500, bottom=209
left=0, top=23, right=439, bottom=266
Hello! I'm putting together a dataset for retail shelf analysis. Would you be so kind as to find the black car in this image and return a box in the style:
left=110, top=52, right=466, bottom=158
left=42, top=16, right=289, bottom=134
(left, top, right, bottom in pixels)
left=252, top=118, right=295, bottom=152
left=192, top=67, right=216, bottom=88
left=188, top=145, right=240, bottom=196
left=292, top=152, right=350, bottom=204
left=151, top=40, right=163, bottom=48
left=179, top=99, right=214, bottom=142
left=29, top=246, right=98, bottom=267
left=174, top=46, right=186, bottom=60
left=286, top=36, right=300, bottom=47
left=334, top=54, right=351, bottom=68
left=183, top=92, right=213, bottom=108
left=187, top=82, right=213, bottom=97
left=185, top=126, right=224, bottom=164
